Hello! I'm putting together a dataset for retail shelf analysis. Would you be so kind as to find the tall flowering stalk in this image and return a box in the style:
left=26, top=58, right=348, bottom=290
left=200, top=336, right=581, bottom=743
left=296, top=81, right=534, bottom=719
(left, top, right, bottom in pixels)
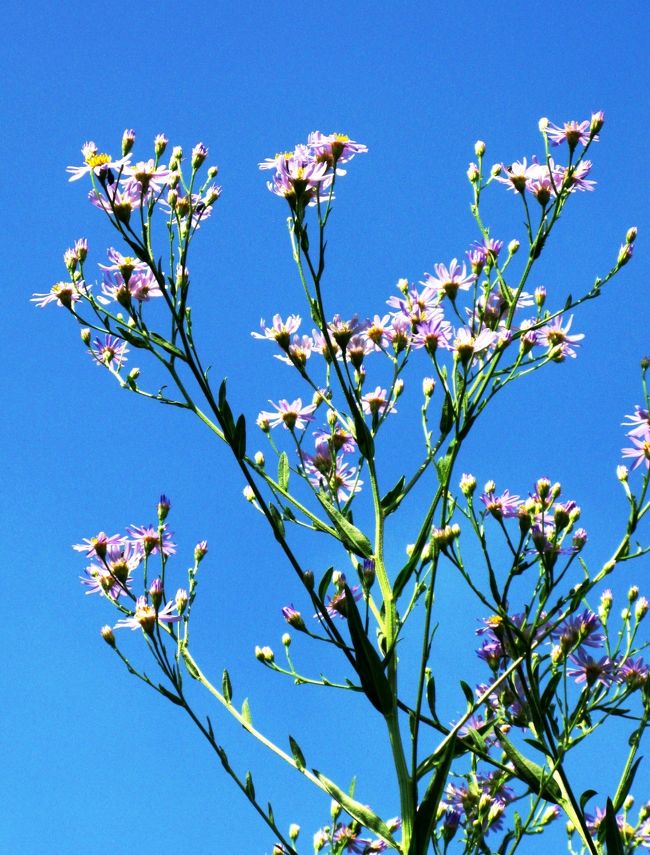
left=38, top=118, right=650, bottom=854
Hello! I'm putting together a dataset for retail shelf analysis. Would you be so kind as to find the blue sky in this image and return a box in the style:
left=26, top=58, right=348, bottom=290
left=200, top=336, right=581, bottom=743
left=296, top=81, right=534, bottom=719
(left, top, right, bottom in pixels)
left=4, top=1, right=650, bottom=852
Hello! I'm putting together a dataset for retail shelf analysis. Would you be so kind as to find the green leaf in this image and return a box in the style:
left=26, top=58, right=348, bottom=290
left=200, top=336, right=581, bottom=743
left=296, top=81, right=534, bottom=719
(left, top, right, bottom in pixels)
left=233, top=413, right=246, bottom=459
left=222, top=669, right=233, bottom=704
left=426, top=674, right=436, bottom=718
left=439, top=391, right=455, bottom=434
left=353, top=410, right=375, bottom=459
left=344, top=586, right=393, bottom=715
left=289, top=736, right=306, bottom=771
left=459, top=681, right=475, bottom=708
left=313, top=770, right=396, bottom=846
left=408, top=737, right=456, bottom=855
left=278, top=452, right=290, bottom=491
left=496, top=729, right=562, bottom=803
left=603, top=798, right=625, bottom=855
left=119, top=327, right=149, bottom=349
left=149, top=331, right=185, bottom=358
left=613, top=757, right=642, bottom=811
left=245, top=770, right=255, bottom=800
left=157, top=684, right=183, bottom=706
left=580, top=789, right=598, bottom=811
left=435, top=452, right=453, bottom=486
left=241, top=697, right=252, bottom=726
left=318, top=494, right=373, bottom=558
left=380, top=475, right=406, bottom=516
left=268, top=503, right=285, bottom=540
left=318, top=567, right=335, bottom=603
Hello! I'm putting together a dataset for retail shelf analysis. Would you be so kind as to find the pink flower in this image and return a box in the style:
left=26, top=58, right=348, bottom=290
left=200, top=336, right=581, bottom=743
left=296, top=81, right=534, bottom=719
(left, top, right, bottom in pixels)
left=122, top=159, right=171, bottom=194
left=307, top=131, right=368, bottom=168
left=422, top=258, right=476, bottom=301
left=251, top=314, right=302, bottom=349
left=622, top=406, right=650, bottom=439
left=545, top=119, right=592, bottom=148
left=622, top=436, right=650, bottom=470
left=257, top=399, right=316, bottom=431
left=361, top=386, right=395, bottom=416
left=90, top=335, right=129, bottom=369
left=66, top=141, right=131, bottom=182
left=127, top=523, right=176, bottom=556
left=538, top=315, right=584, bottom=360
left=31, top=281, right=85, bottom=309
left=114, top=595, right=181, bottom=634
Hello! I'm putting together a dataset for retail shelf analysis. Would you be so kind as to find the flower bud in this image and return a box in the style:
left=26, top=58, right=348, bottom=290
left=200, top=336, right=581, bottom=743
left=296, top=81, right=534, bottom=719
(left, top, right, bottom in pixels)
left=534, top=285, right=546, bottom=308
left=302, top=570, right=314, bottom=589
left=397, top=277, right=410, bottom=294
left=617, top=464, right=629, bottom=481
left=361, top=558, right=375, bottom=590
left=281, top=632, right=292, bottom=647
left=538, top=117, right=549, bottom=133
left=154, top=133, right=168, bottom=157
left=282, top=606, right=306, bottom=631
left=394, top=378, right=404, bottom=397
left=590, top=111, right=605, bottom=136
left=255, top=645, right=274, bottom=662
left=460, top=473, right=476, bottom=496
left=75, top=238, right=88, bottom=262
left=149, top=578, right=163, bottom=609
left=639, top=802, right=650, bottom=822
left=422, top=377, right=436, bottom=398
left=170, top=145, right=183, bottom=167
left=191, top=143, right=208, bottom=170
left=572, top=528, right=588, bottom=550
left=64, top=248, right=78, bottom=273
left=628, top=585, right=639, bottom=603
left=121, top=128, right=136, bottom=157
left=100, top=625, right=116, bottom=647
left=157, top=493, right=171, bottom=522
left=257, top=415, right=270, bottom=432
left=621, top=607, right=631, bottom=622
left=618, top=242, right=634, bottom=267
left=332, top=570, right=346, bottom=589
left=289, top=824, right=300, bottom=842
left=467, top=162, right=480, bottom=183
left=80, top=327, right=91, bottom=345
left=541, top=806, right=560, bottom=825
left=484, top=479, right=496, bottom=494
left=254, top=451, right=265, bottom=467
left=490, top=163, right=502, bottom=177
left=175, top=588, right=188, bottom=615
left=205, top=184, right=221, bottom=205
left=194, top=540, right=208, bottom=562
left=635, top=596, right=649, bottom=621
left=243, top=486, right=256, bottom=502
left=642, top=356, right=650, bottom=371
left=167, top=189, right=178, bottom=209
left=208, top=165, right=219, bottom=179
left=626, top=226, right=637, bottom=244
left=623, top=795, right=635, bottom=811
left=474, top=140, right=486, bottom=157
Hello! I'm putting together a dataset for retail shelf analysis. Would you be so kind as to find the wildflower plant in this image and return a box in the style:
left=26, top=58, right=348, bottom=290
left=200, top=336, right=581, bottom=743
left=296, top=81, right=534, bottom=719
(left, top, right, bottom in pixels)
left=39, top=118, right=650, bottom=853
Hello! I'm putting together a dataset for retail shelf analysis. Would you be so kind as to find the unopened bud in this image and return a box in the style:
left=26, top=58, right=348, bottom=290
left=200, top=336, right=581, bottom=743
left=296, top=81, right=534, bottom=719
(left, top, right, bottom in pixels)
left=332, top=570, right=346, bottom=589
left=100, top=625, right=116, bottom=647
left=538, top=117, right=549, bottom=133
left=281, top=632, right=292, bottom=647
left=617, top=464, right=629, bottom=481
left=302, top=570, right=314, bottom=590
left=626, top=226, right=637, bottom=244
left=590, top=111, right=605, bottom=136
left=154, top=133, right=168, bottom=157
left=282, top=606, right=306, bottom=631
left=474, top=140, right=486, bottom=157
left=127, top=367, right=140, bottom=382
left=75, top=238, right=88, bottom=262
left=289, top=824, right=300, bottom=842
left=508, top=239, right=520, bottom=255
left=397, top=277, right=409, bottom=294
left=254, top=451, right=265, bottom=467
left=422, top=377, right=436, bottom=397
left=243, top=486, right=255, bottom=502
left=635, top=596, right=649, bottom=621
left=194, top=540, right=208, bottom=562
left=80, top=328, right=91, bottom=345
left=121, top=128, right=136, bottom=156
left=618, top=242, right=634, bottom=267
left=157, top=494, right=171, bottom=522
left=149, top=577, right=163, bottom=609
left=257, top=415, right=270, bottom=432
left=484, top=479, right=496, bottom=494
left=572, top=528, right=588, bottom=550
left=208, top=165, right=219, bottom=179
left=255, top=645, right=274, bottom=662
left=621, top=607, right=631, bottom=622
left=460, top=473, right=476, bottom=496
left=628, top=585, right=639, bottom=603
left=191, top=142, right=208, bottom=170
left=467, top=162, right=480, bottom=183
left=175, top=588, right=188, bottom=615
left=534, top=285, right=546, bottom=308
left=167, top=189, right=178, bottom=208
left=624, top=795, right=635, bottom=811
left=490, top=163, right=502, bottom=177
left=394, top=378, right=404, bottom=397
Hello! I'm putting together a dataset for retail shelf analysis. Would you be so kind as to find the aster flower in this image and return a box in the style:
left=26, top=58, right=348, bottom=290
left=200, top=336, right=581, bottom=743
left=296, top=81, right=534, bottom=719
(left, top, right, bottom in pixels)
left=264, top=148, right=332, bottom=208
left=31, top=280, right=86, bottom=309
left=331, top=823, right=386, bottom=853
left=73, top=531, right=126, bottom=559
left=328, top=314, right=366, bottom=351
left=617, top=657, right=649, bottom=688
left=313, top=426, right=356, bottom=454
left=251, top=314, right=302, bottom=349
left=363, top=313, right=392, bottom=350
left=258, top=399, right=316, bottom=431
left=66, top=141, right=131, bottom=182
left=127, top=523, right=176, bottom=556
left=622, top=405, right=650, bottom=439
left=538, top=315, right=584, bottom=360
left=88, top=183, right=142, bottom=222
left=558, top=160, right=596, bottom=192
left=422, top=259, right=476, bottom=302
left=307, top=131, right=368, bottom=168
left=98, top=247, right=149, bottom=280
left=122, top=159, right=172, bottom=194
left=320, top=584, right=363, bottom=619
left=545, top=119, right=592, bottom=148
left=480, top=488, right=520, bottom=519
left=411, top=312, right=453, bottom=353
left=567, top=649, right=615, bottom=687
left=113, top=595, right=181, bottom=634
left=80, top=564, right=132, bottom=599
left=303, top=449, right=363, bottom=502
left=495, top=158, right=546, bottom=194
left=274, top=334, right=313, bottom=367
left=452, top=327, right=497, bottom=366
left=361, top=386, right=395, bottom=417
left=622, top=436, right=650, bottom=470
left=90, top=334, right=129, bottom=369
left=551, top=609, right=604, bottom=652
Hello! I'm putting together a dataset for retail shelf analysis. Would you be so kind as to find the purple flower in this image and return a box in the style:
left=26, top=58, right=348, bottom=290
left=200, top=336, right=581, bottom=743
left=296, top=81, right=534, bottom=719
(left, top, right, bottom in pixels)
left=361, top=387, right=395, bottom=417
left=307, top=131, right=368, bottom=168
left=567, top=649, right=615, bottom=687
left=411, top=313, right=453, bottom=353
left=127, top=523, right=176, bottom=556
left=539, top=315, right=584, bottom=360
left=318, top=584, right=363, bottom=620
left=90, top=335, right=129, bottom=369
left=73, top=531, right=126, bottom=559
left=274, top=334, right=314, bottom=368
left=551, top=609, right=604, bottom=652
left=422, top=258, right=476, bottom=302
left=122, top=159, right=171, bottom=194
left=622, top=436, right=650, bottom=470
left=251, top=314, right=302, bottom=349
left=98, top=247, right=149, bottom=279
left=617, top=657, right=649, bottom=688
left=31, top=281, right=86, bottom=309
left=303, top=451, right=363, bottom=502
left=66, top=141, right=131, bottom=182
left=257, top=398, right=316, bottom=431
left=623, top=405, right=650, bottom=440
left=480, top=488, right=521, bottom=520
left=545, top=119, right=592, bottom=148
left=114, top=595, right=180, bottom=635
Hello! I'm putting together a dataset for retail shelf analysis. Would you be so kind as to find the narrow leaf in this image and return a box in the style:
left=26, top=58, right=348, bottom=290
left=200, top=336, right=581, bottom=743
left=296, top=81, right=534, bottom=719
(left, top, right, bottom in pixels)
left=241, top=698, right=252, bottom=726
left=245, top=770, right=255, bottom=800
left=345, top=586, right=393, bottom=714
left=157, top=684, right=183, bottom=706
left=409, top=738, right=456, bottom=855
left=318, top=566, right=335, bottom=603
left=313, top=771, right=395, bottom=845
left=496, top=729, right=562, bottom=803
left=222, top=669, right=233, bottom=704
left=278, top=451, right=290, bottom=491
left=318, top=494, right=373, bottom=558
left=380, top=475, right=406, bottom=515
left=439, top=392, right=454, bottom=434
left=289, top=736, right=306, bottom=770
left=580, top=789, right=598, bottom=811
left=603, top=798, right=625, bottom=855
left=234, top=413, right=246, bottom=459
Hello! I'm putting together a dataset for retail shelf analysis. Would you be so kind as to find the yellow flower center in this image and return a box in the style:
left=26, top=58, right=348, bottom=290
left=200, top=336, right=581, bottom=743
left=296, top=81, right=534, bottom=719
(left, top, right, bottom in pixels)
left=85, top=153, right=112, bottom=168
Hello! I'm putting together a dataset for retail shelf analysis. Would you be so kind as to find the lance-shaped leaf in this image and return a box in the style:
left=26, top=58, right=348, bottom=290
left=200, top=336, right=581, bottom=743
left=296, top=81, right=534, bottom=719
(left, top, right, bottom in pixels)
left=602, top=798, right=625, bottom=855
left=496, top=729, right=562, bottom=803
left=289, top=736, right=306, bottom=771
left=439, top=391, right=455, bottom=435
left=317, top=494, right=373, bottom=558
left=278, top=451, right=290, bottom=491
left=613, top=756, right=642, bottom=811
left=409, top=736, right=456, bottom=855
left=245, top=770, right=255, bottom=800
left=380, top=475, right=406, bottom=516
left=344, top=585, right=393, bottom=715
left=233, top=413, right=246, bottom=459
left=352, top=410, right=375, bottom=460
left=268, top=503, right=285, bottom=540
left=318, top=566, right=335, bottom=603
left=241, top=698, right=252, bottom=726
left=313, top=770, right=396, bottom=848
left=222, top=669, right=233, bottom=704
left=157, top=683, right=183, bottom=706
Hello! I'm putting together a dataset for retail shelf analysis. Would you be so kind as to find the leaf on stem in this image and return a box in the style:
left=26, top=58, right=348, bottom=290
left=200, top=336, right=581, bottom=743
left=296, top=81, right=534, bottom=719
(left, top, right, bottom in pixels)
left=380, top=475, right=406, bottom=516
left=317, top=494, right=373, bottom=558
left=241, top=698, right=252, bottom=726
left=222, top=669, right=233, bottom=704
left=602, top=798, right=625, bottom=855
left=245, top=770, right=255, bottom=800
left=313, top=770, right=396, bottom=847
left=344, top=585, right=393, bottom=715
left=288, top=736, right=306, bottom=771
left=278, top=452, right=290, bottom=491
left=496, top=729, right=562, bottom=803
left=409, top=737, right=456, bottom=855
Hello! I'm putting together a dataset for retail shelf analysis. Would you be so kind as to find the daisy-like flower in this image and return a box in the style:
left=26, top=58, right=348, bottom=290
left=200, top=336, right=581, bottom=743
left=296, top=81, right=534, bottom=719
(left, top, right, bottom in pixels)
left=622, top=405, right=650, bottom=439
left=258, top=399, right=316, bottom=431
left=622, top=436, right=650, bottom=470
left=545, top=119, right=592, bottom=149
left=422, top=259, right=476, bottom=302
left=480, top=488, right=521, bottom=520
left=320, top=584, right=363, bottom=619
left=307, top=131, right=368, bottom=167
left=73, top=531, right=126, bottom=559
left=617, top=656, right=649, bottom=688
left=567, top=649, right=615, bottom=687
left=331, top=824, right=386, bottom=853
left=557, top=160, right=596, bottom=192
left=364, top=313, right=392, bottom=350
left=127, top=523, right=176, bottom=556
left=538, top=315, right=584, bottom=360
left=90, top=334, right=129, bottom=369
left=303, top=453, right=363, bottom=502
left=361, top=386, right=395, bottom=417
left=274, top=334, right=313, bottom=368
left=494, top=158, right=544, bottom=194
left=88, top=183, right=142, bottom=223
left=251, top=314, right=302, bottom=349
left=328, top=314, right=366, bottom=350
left=551, top=609, right=604, bottom=652
left=452, top=327, right=497, bottom=366
left=122, top=159, right=172, bottom=194
left=80, top=564, right=131, bottom=599
left=101, top=268, right=161, bottom=304
left=31, top=280, right=85, bottom=309
left=411, top=313, right=453, bottom=353
left=66, top=141, right=131, bottom=182
left=98, top=247, right=149, bottom=280
left=313, top=426, right=356, bottom=454
left=80, top=541, right=141, bottom=598
left=264, top=148, right=331, bottom=208
left=114, top=595, right=180, bottom=634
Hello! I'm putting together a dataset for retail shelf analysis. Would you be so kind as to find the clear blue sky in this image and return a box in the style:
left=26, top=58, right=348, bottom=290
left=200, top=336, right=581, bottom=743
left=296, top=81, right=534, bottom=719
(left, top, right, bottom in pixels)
left=4, top=1, right=650, bottom=853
